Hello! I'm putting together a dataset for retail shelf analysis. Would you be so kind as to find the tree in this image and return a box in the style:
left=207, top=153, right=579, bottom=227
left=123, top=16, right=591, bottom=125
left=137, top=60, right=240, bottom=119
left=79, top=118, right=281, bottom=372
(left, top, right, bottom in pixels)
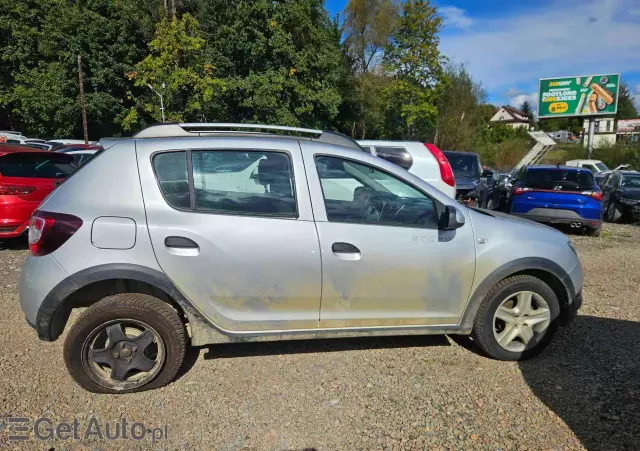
left=191, top=0, right=346, bottom=128
left=616, top=83, right=638, bottom=120
left=342, top=0, right=399, bottom=138
left=0, top=0, right=156, bottom=137
left=382, top=0, right=446, bottom=140
left=433, top=63, right=487, bottom=150
left=344, top=0, right=399, bottom=74
left=520, top=100, right=533, bottom=121
left=125, top=14, right=226, bottom=128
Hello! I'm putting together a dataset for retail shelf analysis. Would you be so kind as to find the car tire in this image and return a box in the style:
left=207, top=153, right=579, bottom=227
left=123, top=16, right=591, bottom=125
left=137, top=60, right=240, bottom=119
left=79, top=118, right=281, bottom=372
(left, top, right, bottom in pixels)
left=606, top=202, right=621, bottom=223
left=587, top=227, right=601, bottom=237
left=471, top=275, right=560, bottom=361
left=63, top=294, right=187, bottom=394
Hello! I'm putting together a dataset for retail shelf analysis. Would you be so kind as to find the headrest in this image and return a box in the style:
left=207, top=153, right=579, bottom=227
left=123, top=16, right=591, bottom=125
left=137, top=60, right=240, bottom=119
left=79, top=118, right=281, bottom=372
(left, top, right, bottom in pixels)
left=258, top=154, right=290, bottom=187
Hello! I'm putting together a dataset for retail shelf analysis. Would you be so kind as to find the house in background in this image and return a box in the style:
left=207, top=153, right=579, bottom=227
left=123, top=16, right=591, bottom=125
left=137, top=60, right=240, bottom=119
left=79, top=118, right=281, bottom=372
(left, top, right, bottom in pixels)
left=582, top=117, right=616, bottom=149
left=490, top=106, right=530, bottom=130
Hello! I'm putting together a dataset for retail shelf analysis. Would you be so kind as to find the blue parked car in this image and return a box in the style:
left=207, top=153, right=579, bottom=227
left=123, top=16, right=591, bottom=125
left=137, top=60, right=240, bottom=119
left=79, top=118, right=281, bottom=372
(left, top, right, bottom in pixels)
left=510, top=165, right=603, bottom=236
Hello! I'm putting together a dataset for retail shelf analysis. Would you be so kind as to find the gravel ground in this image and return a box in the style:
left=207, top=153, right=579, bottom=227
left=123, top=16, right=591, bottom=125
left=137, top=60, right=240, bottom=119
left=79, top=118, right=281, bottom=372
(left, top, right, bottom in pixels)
left=0, top=224, right=638, bottom=450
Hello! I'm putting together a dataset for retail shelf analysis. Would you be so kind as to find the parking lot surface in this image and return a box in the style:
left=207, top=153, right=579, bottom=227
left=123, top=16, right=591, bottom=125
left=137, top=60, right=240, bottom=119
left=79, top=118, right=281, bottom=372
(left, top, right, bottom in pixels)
left=1, top=224, right=639, bottom=450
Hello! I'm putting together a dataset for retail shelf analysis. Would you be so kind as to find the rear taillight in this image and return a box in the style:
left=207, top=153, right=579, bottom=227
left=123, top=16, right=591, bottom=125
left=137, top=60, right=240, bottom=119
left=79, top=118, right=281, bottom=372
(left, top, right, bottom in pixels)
left=582, top=190, right=603, bottom=201
left=424, top=143, right=455, bottom=187
left=28, top=211, right=82, bottom=256
left=0, top=184, right=36, bottom=195
left=512, top=186, right=531, bottom=195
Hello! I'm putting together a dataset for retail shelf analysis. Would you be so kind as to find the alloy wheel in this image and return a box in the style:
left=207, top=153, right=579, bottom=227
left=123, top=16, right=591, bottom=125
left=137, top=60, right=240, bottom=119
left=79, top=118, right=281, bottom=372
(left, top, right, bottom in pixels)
left=493, top=291, right=551, bottom=352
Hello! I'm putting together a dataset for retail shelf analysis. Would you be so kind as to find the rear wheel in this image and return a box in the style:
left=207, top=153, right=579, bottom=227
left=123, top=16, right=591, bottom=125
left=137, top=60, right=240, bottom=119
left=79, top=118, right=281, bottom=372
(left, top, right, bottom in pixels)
left=606, top=202, right=621, bottom=223
left=63, top=294, right=187, bottom=393
left=471, top=275, right=560, bottom=360
left=587, top=227, right=601, bottom=237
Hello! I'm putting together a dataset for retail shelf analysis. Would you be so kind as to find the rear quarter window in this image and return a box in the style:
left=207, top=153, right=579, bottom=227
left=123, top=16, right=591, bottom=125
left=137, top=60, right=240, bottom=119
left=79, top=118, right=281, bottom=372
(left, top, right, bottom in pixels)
left=374, top=146, right=413, bottom=170
left=0, top=153, right=75, bottom=178
left=524, top=169, right=594, bottom=191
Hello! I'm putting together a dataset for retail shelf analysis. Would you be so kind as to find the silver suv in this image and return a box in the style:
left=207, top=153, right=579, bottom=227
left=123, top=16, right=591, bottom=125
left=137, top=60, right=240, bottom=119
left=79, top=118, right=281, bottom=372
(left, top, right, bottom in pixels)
left=20, top=123, right=583, bottom=393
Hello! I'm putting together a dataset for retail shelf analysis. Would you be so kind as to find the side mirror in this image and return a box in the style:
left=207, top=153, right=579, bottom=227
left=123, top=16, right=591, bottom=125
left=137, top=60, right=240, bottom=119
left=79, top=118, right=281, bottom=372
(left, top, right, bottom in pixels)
left=481, top=169, right=494, bottom=178
left=440, top=205, right=465, bottom=230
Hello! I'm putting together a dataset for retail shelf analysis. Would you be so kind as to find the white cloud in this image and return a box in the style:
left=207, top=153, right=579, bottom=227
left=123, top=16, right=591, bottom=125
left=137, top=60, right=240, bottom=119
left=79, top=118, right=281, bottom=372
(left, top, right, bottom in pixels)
left=439, top=0, right=640, bottom=91
left=503, top=87, right=523, bottom=97
left=635, top=84, right=640, bottom=93
left=509, top=93, right=538, bottom=111
left=440, top=6, right=473, bottom=30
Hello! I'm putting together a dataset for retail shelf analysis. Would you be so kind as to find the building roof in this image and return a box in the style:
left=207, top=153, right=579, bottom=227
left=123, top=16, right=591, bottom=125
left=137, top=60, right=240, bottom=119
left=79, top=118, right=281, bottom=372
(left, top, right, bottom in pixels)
left=502, top=105, right=528, bottom=118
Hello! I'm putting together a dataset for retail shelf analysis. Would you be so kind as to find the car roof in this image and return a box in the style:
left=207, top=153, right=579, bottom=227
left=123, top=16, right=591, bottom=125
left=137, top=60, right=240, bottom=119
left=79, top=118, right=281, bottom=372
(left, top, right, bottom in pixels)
left=357, top=140, right=422, bottom=145
left=566, top=159, right=602, bottom=164
left=131, top=123, right=364, bottom=152
left=0, top=144, right=52, bottom=155
left=526, top=165, right=590, bottom=172
left=442, top=150, right=476, bottom=155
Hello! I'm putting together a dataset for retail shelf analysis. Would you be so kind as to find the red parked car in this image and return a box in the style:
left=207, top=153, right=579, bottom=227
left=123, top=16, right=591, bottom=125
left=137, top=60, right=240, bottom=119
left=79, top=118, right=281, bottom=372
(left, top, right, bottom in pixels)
left=0, top=145, right=76, bottom=238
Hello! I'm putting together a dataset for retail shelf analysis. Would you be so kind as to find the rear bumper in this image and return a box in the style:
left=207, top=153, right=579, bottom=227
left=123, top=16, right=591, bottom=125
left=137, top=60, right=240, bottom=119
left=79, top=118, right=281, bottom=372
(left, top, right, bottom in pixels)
left=19, top=254, right=73, bottom=336
left=0, top=220, right=29, bottom=238
left=511, top=213, right=600, bottom=230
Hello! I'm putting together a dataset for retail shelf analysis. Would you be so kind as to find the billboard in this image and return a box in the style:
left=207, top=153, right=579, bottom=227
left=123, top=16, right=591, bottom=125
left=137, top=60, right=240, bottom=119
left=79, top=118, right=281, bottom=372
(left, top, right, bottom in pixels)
left=617, top=119, right=640, bottom=133
left=538, top=74, right=620, bottom=118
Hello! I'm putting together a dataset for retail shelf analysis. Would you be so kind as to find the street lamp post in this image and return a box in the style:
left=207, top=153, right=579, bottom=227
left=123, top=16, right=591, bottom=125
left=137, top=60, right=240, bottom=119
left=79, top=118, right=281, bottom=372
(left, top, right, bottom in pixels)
left=147, top=82, right=166, bottom=123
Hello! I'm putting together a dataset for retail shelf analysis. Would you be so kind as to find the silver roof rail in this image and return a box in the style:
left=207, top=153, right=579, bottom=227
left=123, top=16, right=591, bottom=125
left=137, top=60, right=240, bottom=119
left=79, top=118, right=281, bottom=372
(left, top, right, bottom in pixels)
left=133, top=123, right=322, bottom=138
left=132, top=122, right=364, bottom=152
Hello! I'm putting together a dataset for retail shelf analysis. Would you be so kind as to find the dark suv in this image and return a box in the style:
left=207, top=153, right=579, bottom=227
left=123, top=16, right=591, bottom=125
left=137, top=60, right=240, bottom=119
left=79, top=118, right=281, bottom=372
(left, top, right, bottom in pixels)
left=443, top=151, right=495, bottom=208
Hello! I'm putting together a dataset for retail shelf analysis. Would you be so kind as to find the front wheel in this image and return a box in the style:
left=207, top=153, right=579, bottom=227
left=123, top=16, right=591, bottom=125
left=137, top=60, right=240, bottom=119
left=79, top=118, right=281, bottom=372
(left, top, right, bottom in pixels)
left=63, top=294, right=187, bottom=394
left=471, top=275, right=560, bottom=360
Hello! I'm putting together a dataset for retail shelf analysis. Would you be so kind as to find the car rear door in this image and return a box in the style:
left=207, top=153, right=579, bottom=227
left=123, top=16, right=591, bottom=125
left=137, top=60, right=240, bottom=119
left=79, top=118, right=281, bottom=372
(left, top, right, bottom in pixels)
left=136, top=138, right=322, bottom=332
left=301, top=142, right=476, bottom=328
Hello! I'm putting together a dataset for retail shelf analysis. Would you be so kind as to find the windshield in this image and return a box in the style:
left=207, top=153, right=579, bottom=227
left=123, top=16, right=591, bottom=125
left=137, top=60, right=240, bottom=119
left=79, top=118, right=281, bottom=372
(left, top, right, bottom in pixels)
left=0, top=153, right=75, bottom=178
left=524, top=169, right=594, bottom=191
left=621, top=174, right=640, bottom=187
left=443, top=152, right=480, bottom=178
left=595, top=162, right=609, bottom=171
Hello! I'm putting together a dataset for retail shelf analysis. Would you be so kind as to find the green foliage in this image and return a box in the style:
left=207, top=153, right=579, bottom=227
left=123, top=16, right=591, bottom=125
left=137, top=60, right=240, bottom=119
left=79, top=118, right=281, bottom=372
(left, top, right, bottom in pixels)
left=126, top=14, right=226, bottom=127
left=344, top=0, right=399, bottom=73
left=0, top=0, right=155, bottom=137
left=381, top=0, right=446, bottom=139
left=434, top=63, right=487, bottom=150
left=616, top=83, right=638, bottom=120
left=190, top=0, right=346, bottom=128
left=519, top=101, right=533, bottom=120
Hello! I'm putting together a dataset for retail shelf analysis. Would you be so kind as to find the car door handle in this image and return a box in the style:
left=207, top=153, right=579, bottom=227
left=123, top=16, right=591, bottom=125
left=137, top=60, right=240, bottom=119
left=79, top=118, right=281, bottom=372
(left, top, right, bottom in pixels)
left=164, top=236, right=200, bottom=256
left=332, top=242, right=361, bottom=261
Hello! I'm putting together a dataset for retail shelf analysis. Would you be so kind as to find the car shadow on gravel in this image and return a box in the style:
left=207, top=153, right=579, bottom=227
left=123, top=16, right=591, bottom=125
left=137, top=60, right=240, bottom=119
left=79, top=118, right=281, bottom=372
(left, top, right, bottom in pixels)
left=519, top=315, right=640, bottom=451
left=0, top=235, right=29, bottom=250
left=176, top=335, right=450, bottom=381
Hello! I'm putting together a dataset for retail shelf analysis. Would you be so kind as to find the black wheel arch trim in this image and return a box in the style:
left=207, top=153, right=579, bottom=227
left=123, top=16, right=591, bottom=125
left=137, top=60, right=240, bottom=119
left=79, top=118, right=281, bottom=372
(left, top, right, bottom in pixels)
left=35, top=263, right=210, bottom=342
left=459, top=257, right=577, bottom=331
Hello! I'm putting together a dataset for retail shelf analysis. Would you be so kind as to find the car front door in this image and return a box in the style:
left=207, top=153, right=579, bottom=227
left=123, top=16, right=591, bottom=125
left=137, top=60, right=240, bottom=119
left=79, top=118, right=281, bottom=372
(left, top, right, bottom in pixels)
left=302, top=144, right=476, bottom=329
left=137, top=139, right=322, bottom=332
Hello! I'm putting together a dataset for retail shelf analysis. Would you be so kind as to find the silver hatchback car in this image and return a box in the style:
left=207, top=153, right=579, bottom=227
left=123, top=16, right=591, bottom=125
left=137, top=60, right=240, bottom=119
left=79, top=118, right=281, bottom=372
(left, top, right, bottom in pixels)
left=20, top=124, right=583, bottom=393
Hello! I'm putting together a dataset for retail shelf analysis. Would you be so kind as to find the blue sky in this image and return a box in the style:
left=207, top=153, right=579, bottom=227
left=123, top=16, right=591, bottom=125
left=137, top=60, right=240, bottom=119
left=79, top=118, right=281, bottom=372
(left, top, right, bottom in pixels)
left=325, top=0, right=640, bottom=114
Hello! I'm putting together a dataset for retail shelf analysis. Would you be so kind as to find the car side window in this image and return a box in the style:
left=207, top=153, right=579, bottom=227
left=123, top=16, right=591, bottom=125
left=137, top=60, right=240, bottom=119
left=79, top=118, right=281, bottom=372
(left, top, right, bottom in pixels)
left=315, top=156, right=438, bottom=228
left=191, top=150, right=296, bottom=217
left=153, top=151, right=191, bottom=209
left=373, top=146, right=413, bottom=170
